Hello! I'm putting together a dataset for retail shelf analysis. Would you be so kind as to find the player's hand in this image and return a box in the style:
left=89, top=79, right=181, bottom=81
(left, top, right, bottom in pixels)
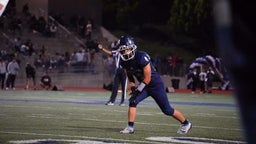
left=129, top=86, right=138, bottom=103
left=130, top=86, right=136, bottom=93
left=129, top=92, right=137, bottom=103
left=129, top=83, right=147, bottom=103
left=98, top=44, right=103, bottom=50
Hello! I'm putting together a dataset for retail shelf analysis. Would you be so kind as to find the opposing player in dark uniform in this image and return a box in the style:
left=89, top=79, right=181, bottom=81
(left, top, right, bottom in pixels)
left=98, top=41, right=127, bottom=106
left=117, top=35, right=192, bottom=134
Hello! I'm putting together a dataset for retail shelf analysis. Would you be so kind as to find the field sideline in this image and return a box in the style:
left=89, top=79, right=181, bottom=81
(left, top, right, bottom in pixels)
left=13, top=85, right=233, bottom=94
left=0, top=88, right=245, bottom=144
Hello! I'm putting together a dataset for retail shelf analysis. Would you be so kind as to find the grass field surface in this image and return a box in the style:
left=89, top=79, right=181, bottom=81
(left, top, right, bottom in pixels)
left=0, top=90, right=246, bottom=144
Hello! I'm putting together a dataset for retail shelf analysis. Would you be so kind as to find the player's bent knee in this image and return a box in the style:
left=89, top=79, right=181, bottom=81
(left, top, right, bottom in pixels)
left=129, top=102, right=138, bottom=107
left=162, top=108, right=174, bottom=116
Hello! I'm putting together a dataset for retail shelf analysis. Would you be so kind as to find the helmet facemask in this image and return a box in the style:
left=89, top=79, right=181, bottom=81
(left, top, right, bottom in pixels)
left=119, top=44, right=137, bottom=61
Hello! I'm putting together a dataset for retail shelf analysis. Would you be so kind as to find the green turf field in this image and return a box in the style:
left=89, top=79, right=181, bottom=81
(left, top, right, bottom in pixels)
left=0, top=90, right=246, bottom=144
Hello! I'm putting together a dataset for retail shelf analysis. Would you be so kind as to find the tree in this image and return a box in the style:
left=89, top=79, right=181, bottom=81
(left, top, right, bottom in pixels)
left=168, top=0, right=212, bottom=34
left=168, top=0, right=216, bottom=55
left=102, top=0, right=172, bottom=30
left=102, top=0, right=217, bottom=56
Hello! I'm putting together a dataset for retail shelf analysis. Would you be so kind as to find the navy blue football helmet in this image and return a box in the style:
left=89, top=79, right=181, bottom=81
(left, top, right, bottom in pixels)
left=118, top=35, right=137, bottom=61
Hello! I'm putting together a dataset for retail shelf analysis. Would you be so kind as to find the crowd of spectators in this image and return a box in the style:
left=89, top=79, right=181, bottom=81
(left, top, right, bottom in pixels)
left=0, top=2, right=101, bottom=90
left=1, top=1, right=100, bottom=73
left=154, top=54, right=185, bottom=76
left=0, top=2, right=193, bottom=91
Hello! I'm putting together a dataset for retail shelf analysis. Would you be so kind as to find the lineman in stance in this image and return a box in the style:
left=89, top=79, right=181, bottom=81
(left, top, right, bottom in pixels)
left=117, top=35, right=192, bottom=134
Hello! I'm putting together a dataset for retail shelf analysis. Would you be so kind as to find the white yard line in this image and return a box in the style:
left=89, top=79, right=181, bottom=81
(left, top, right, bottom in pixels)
left=1, top=131, right=160, bottom=144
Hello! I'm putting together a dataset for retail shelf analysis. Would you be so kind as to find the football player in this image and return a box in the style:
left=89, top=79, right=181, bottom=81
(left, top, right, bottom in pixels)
left=117, top=35, right=192, bottom=134
left=98, top=41, right=128, bottom=106
left=187, top=55, right=230, bottom=90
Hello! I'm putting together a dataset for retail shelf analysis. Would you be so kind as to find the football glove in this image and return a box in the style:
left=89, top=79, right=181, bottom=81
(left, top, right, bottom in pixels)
left=129, top=93, right=137, bottom=103
left=129, top=86, right=137, bottom=103
left=129, top=82, right=147, bottom=103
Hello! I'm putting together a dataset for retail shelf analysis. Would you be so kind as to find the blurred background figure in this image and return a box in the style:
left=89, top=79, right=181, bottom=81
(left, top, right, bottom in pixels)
left=0, top=58, right=7, bottom=90
left=206, top=67, right=215, bottom=93
left=98, top=41, right=127, bottom=106
left=39, top=71, right=52, bottom=90
left=6, top=57, right=20, bottom=90
left=25, top=63, right=36, bottom=90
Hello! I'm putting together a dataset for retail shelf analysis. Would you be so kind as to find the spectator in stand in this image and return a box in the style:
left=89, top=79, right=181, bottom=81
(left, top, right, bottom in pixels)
left=48, top=21, right=58, bottom=37
left=0, top=58, right=7, bottom=90
left=56, top=54, right=65, bottom=73
left=75, top=50, right=85, bottom=63
left=39, top=71, right=52, bottom=90
left=26, top=39, right=35, bottom=56
left=171, top=53, right=179, bottom=76
left=13, top=37, right=22, bottom=52
left=85, top=19, right=92, bottom=40
left=86, top=39, right=99, bottom=52
left=77, top=15, right=85, bottom=37
left=50, top=23, right=57, bottom=35
left=37, top=16, right=47, bottom=34
left=25, top=63, right=36, bottom=90
left=22, top=3, right=30, bottom=17
left=104, top=55, right=115, bottom=80
left=49, top=56, right=57, bottom=70
left=19, top=43, right=29, bottom=55
left=40, top=45, right=46, bottom=56
left=34, top=54, right=44, bottom=68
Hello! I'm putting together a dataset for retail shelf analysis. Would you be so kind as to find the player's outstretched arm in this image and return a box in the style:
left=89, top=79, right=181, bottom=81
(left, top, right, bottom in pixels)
left=98, top=43, right=112, bottom=55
